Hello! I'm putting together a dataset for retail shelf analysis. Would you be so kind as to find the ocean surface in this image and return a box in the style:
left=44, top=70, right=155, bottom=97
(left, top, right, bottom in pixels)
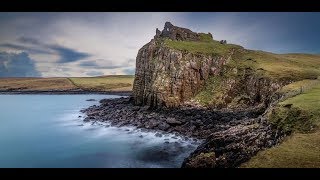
left=0, top=94, right=199, bottom=168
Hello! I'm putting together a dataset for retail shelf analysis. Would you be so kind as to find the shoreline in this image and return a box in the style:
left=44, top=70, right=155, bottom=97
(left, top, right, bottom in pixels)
left=0, top=90, right=132, bottom=96
left=81, top=97, right=285, bottom=168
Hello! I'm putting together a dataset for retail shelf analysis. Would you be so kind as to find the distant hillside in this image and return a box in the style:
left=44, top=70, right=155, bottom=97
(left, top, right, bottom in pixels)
left=0, top=76, right=134, bottom=92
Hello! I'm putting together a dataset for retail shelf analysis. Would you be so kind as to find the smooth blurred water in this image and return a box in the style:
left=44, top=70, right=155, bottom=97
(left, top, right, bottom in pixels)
left=0, top=95, right=198, bottom=168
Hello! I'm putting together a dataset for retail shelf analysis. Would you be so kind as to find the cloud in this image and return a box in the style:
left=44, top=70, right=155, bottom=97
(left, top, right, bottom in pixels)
left=86, top=71, right=104, bottom=76
left=1, top=12, right=319, bottom=77
left=79, top=61, right=98, bottom=67
left=19, top=36, right=92, bottom=63
left=18, top=36, right=42, bottom=46
left=79, top=59, right=132, bottom=69
left=123, top=67, right=135, bottom=75
left=0, top=43, right=52, bottom=54
left=127, top=58, right=135, bottom=64
left=0, top=12, right=186, bottom=76
left=0, top=51, right=41, bottom=77
left=101, top=65, right=126, bottom=69
left=49, top=45, right=91, bottom=63
left=1, top=36, right=91, bottom=63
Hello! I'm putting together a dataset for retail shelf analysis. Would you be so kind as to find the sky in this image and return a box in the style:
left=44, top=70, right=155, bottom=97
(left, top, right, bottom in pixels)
left=0, top=12, right=320, bottom=77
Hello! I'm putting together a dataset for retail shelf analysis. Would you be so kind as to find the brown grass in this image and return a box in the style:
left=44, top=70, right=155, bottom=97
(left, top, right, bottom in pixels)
left=68, top=76, right=134, bottom=91
left=0, top=75, right=135, bottom=92
left=0, top=77, right=77, bottom=91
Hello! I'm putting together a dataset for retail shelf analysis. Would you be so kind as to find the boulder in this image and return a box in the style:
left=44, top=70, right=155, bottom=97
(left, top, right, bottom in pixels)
left=219, top=40, right=227, bottom=44
left=166, top=117, right=182, bottom=125
left=158, top=122, right=171, bottom=131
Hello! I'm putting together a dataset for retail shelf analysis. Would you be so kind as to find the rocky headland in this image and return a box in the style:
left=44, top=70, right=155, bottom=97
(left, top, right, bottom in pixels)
left=82, top=22, right=292, bottom=168
left=82, top=96, right=284, bottom=168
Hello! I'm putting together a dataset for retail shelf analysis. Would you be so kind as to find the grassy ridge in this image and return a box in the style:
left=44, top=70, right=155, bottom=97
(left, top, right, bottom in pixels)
left=165, top=36, right=320, bottom=82
left=246, top=51, right=320, bottom=81
left=242, top=81, right=320, bottom=168
left=0, top=75, right=134, bottom=92
left=164, top=34, right=243, bottom=56
left=241, top=131, right=320, bottom=168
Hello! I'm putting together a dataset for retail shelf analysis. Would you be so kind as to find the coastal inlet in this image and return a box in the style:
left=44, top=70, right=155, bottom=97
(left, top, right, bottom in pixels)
left=0, top=94, right=199, bottom=168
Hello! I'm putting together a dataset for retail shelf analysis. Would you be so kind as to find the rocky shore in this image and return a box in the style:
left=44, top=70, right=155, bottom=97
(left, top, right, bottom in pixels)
left=81, top=97, right=285, bottom=168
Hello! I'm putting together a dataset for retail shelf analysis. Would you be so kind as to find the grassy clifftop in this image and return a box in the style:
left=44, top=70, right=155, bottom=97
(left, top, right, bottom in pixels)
left=164, top=33, right=243, bottom=56
left=164, top=35, right=320, bottom=108
left=242, top=80, right=320, bottom=167
left=165, top=37, right=320, bottom=82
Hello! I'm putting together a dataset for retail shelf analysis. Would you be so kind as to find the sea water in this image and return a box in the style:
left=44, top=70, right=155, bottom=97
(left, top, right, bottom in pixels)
left=0, top=95, right=198, bottom=168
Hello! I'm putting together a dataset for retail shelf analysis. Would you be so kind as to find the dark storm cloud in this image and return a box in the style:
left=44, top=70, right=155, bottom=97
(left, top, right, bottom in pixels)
left=49, top=45, right=91, bottom=63
left=1, top=36, right=92, bottom=63
left=0, top=51, right=40, bottom=77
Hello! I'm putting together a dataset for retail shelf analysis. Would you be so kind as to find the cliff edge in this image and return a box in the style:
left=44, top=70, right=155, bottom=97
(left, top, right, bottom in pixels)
left=132, top=22, right=295, bottom=109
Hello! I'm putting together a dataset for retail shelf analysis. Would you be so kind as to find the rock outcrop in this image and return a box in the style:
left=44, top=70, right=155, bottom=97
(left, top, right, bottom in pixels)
left=155, top=22, right=202, bottom=41
left=133, top=22, right=284, bottom=109
left=82, top=96, right=284, bottom=168
left=181, top=115, right=284, bottom=168
left=133, top=22, right=234, bottom=108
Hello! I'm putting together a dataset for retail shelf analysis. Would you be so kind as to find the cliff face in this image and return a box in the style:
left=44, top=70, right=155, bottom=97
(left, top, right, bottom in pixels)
left=195, top=65, right=285, bottom=109
left=133, top=22, right=284, bottom=109
left=133, top=43, right=232, bottom=107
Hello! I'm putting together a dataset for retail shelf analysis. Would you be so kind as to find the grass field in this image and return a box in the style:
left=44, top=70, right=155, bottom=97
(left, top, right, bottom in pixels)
left=164, top=33, right=243, bottom=56
left=241, top=131, right=320, bottom=168
left=68, top=75, right=134, bottom=91
left=242, top=81, right=320, bottom=168
left=246, top=51, right=320, bottom=81
left=0, top=75, right=134, bottom=92
left=0, top=77, right=77, bottom=91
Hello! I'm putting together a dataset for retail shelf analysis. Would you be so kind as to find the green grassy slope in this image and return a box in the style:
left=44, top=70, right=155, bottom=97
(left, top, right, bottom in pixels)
left=242, top=81, right=320, bottom=167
